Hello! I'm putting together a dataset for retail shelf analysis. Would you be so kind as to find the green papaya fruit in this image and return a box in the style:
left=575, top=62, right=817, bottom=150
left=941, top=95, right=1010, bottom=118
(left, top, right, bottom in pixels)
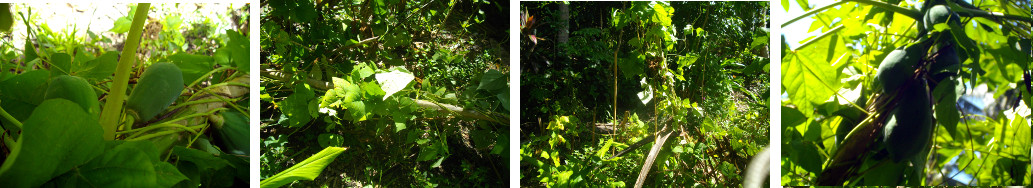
left=126, top=62, right=184, bottom=121
left=214, top=111, right=248, bottom=155
left=929, top=44, right=960, bottom=81
left=0, top=4, right=12, bottom=32
left=923, top=5, right=960, bottom=30
left=44, top=75, right=99, bottom=115
left=882, top=81, right=934, bottom=162
left=876, top=45, right=923, bottom=93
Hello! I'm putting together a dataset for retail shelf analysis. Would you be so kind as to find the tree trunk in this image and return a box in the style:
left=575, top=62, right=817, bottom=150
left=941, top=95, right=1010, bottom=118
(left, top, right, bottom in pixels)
left=558, top=2, right=569, bottom=45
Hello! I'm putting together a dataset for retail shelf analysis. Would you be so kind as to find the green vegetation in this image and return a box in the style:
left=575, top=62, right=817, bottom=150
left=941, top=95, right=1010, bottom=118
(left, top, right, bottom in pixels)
left=782, top=0, right=1031, bottom=185
left=520, top=1, right=770, bottom=187
left=259, top=0, right=509, bottom=187
left=0, top=3, right=251, bottom=187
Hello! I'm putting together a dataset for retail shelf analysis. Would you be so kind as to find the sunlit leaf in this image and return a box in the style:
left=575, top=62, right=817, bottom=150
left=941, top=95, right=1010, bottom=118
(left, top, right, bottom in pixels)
left=259, top=147, right=347, bottom=188
left=375, top=68, right=414, bottom=100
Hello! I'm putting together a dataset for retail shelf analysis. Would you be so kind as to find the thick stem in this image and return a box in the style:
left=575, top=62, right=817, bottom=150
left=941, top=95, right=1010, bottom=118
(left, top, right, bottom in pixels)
left=782, top=1, right=847, bottom=28
left=99, top=4, right=150, bottom=140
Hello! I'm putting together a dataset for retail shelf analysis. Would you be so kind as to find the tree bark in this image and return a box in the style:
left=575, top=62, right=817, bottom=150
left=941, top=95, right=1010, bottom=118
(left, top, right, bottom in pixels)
left=557, top=2, right=569, bottom=45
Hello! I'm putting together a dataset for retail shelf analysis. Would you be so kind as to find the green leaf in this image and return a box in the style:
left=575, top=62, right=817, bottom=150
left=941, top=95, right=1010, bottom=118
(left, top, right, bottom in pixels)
left=650, top=2, right=673, bottom=26
left=154, top=162, right=189, bottom=187
left=46, top=141, right=171, bottom=187
left=932, top=78, right=962, bottom=139
left=418, top=140, right=445, bottom=162
left=50, top=53, right=72, bottom=75
left=109, top=17, right=132, bottom=33
left=788, top=141, right=823, bottom=173
left=782, top=52, right=839, bottom=117
left=0, top=69, right=50, bottom=105
left=317, top=133, right=345, bottom=148
left=282, top=83, right=315, bottom=128
left=289, top=0, right=318, bottom=23
left=76, top=51, right=119, bottom=80
left=430, top=156, right=446, bottom=168
left=383, top=30, right=412, bottom=48
left=595, top=139, right=614, bottom=158
left=356, top=64, right=375, bottom=79
left=637, top=78, right=653, bottom=105
left=171, top=146, right=230, bottom=173
left=477, top=69, right=507, bottom=92
left=347, top=101, right=367, bottom=121
left=164, top=53, right=215, bottom=82
left=0, top=99, right=105, bottom=187
left=225, top=30, right=250, bottom=73
left=617, top=54, right=645, bottom=78
left=260, top=147, right=347, bottom=188
left=782, top=0, right=790, bottom=12
left=375, top=68, right=414, bottom=100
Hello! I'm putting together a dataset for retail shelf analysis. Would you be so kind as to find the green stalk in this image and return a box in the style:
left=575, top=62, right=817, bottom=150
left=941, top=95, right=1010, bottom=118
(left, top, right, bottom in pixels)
left=793, top=25, right=845, bottom=51
left=782, top=0, right=922, bottom=28
left=846, top=0, right=922, bottom=20
left=781, top=1, right=847, bottom=28
left=947, top=3, right=1033, bottom=24
left=99, top=3, right=150, bottom=140
left=0, top=104, right=22, bottom=130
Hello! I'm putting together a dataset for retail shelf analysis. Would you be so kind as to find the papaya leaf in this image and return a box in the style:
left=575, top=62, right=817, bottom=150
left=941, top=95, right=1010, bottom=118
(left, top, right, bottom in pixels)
left=164, top=53, right=215, bottom=82
left=0, top=99, right=105, bottom=187
left=932, top=78, right=962, bottom=139
left=46, top=141, right=177, bottom=187
left=76, top=51, right=119, bottom=80
left=50, top=53, right=72, bottom=76
left=782, top=52, right=839, bottom=117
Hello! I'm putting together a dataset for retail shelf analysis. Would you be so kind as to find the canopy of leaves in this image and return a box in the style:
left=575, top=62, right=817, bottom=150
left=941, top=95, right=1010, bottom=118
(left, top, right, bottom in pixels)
left=520, top=1, right=770, bottom=187
left=260, top=0, right=509, bottom=187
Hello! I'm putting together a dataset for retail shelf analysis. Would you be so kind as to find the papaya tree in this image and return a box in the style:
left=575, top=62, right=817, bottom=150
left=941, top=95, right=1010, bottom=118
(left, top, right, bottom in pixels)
left=781, top=0, right=1031, bottom=185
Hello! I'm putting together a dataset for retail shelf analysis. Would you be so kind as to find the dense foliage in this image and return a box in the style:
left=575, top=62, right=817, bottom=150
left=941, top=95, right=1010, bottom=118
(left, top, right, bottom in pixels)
left=781, top=0, right=1031, bottom=186
left=0, top=4, right=250, bottom=187
left=520, top=1, right=770, bottom=187
left=259, top=0, right=509, bottom=187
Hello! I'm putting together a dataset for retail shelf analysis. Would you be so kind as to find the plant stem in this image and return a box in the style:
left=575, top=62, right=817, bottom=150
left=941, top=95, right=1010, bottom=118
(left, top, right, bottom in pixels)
left=782, top=0, right=923, bottom=28
left=781, top=1, right=847, bottom=28
left=793, top=25, right=845, bottom=51
left=845, top=0, right=922, bottom=20
left=185, top=66, right=235, bottom=90
left=98, top=3, right=150, bottom=140
left=0, top=105, right=22, bottom=130
left=948, top=3, right=1033, bottom=24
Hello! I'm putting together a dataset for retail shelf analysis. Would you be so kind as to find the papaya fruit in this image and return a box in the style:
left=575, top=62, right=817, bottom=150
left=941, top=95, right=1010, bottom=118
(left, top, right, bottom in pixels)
left=923, top=5, right=960, bottom=30
left=876, top=45, right=923, bottom=93
left=126, top=62, right=184, bottom=122
left=882, top=81, right=934, bottom=162
left=213, top=111, right=248, bottom=155
left=44, top=75, right=100, bottom=115
left=929, top=44, right=960, bottom=81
